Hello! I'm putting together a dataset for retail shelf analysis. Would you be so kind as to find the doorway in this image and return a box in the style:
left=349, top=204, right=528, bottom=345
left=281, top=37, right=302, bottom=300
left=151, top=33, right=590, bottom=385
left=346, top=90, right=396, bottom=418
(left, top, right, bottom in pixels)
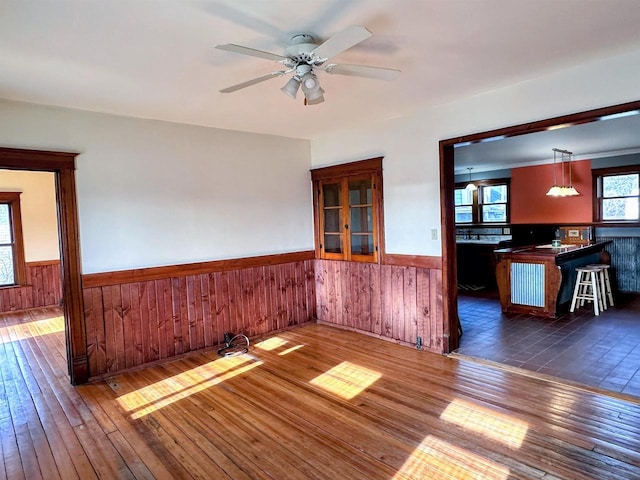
left=439, top=101, right=640, bottom=396
left=0, top=147, right=86, bottom=384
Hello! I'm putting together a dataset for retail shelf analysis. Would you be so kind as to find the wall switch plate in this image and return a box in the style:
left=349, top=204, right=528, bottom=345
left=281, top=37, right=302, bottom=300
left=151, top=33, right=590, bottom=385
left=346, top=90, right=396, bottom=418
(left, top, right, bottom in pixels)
left=431, top=228, right=438, bottom=240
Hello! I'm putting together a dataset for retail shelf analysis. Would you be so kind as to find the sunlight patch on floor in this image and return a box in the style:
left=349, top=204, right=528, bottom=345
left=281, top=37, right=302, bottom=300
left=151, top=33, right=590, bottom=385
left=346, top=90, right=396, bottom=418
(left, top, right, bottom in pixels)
left=117, top=354, right=263, bottom=419
left=255, top=336, right=289, bottom=351
left=278, top=344, right=304, bottom=355
left=309, top=361, right=381, bottom=400
left=0, top=315, right=64, bottom=344
left=440, top=398, right=528, bottom=449
left=393, top=435, right=510, bottom=480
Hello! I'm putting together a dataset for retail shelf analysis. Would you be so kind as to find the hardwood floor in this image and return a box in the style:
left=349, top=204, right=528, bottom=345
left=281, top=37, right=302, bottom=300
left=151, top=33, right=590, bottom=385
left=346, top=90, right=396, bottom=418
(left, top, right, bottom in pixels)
left=2, top=307, right=640, bottom=479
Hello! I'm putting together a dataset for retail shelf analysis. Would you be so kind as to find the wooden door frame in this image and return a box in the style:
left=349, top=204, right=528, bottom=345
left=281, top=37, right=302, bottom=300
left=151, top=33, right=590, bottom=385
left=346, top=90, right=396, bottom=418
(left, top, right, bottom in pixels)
left=439, top=100, right=640, bottom=353
left=0, top=147, right=87, bottom=384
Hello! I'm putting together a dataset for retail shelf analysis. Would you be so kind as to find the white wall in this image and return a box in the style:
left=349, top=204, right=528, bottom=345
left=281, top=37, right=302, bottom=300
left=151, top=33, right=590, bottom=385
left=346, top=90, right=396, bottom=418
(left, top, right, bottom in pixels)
left=0, top=100, right=313, bottom=273
left=311, top=48, right=640, bottom=257
left=0, top=170, right=58, bottom=262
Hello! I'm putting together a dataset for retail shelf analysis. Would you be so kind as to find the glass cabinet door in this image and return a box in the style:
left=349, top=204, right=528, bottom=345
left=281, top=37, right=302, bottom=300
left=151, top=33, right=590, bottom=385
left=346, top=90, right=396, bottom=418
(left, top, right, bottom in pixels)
left=348, top=176, right=376, bottom=261
left=321, top=181, right=344, bottom=256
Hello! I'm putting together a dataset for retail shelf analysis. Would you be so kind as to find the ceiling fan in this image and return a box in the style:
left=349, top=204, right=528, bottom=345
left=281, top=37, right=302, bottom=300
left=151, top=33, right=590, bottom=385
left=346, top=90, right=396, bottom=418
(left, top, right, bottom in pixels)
left=215, top=25, right=400, bottom=105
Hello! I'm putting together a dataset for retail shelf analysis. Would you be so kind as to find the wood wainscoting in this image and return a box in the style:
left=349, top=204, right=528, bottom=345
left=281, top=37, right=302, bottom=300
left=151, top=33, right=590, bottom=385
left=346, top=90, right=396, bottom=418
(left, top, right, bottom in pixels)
left=82, top=252, right=316, bottom=379
left=0, top=260, right=62, bottom=312
left=315, top=256, right=443, bottom=352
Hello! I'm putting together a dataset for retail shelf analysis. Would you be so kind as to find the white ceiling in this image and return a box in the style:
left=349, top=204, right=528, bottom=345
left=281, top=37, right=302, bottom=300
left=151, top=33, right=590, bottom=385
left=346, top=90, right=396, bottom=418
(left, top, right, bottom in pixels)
left=2, top=0, right=640, bottom=141
left=454, top=110, right=640, bottom=174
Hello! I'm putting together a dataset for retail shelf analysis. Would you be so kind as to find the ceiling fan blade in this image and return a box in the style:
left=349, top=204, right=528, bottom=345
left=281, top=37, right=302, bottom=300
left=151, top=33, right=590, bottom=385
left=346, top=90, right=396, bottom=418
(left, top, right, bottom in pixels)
left=215, top=43, right=287, bottom=62
left=324, top=64, right=401, bottom=81
left=312, top=25, right=372, bottom=60
left=219, top=71, right=287, bottom=93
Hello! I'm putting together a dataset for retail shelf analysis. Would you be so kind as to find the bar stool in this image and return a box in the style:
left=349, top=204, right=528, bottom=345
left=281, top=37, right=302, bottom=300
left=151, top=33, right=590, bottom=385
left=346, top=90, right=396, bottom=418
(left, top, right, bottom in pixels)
left=587, top=263, right=614, bottom=308
left=587, top=265, right=608, bottom=311
left=570, top=267, right=603, bottom=316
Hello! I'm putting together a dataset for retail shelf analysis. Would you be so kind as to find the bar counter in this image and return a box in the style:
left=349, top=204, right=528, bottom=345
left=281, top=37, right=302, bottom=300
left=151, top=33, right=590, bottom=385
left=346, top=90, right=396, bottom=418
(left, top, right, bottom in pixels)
left=494, top=241, right=610, bottom=318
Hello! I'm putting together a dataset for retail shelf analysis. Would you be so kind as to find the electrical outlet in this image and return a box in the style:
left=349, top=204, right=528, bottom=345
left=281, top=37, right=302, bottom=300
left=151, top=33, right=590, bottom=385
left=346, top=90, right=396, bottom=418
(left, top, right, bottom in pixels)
left=431, top=228, right=438, bottom=240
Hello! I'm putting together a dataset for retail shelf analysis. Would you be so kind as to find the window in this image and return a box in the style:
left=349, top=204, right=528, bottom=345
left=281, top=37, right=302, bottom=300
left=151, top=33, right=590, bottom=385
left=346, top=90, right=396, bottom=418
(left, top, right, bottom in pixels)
left=0, top=192, right=26, bottom=286
left=593, top=166, right=640, bottom=222
left=311, top=158, right=383, bottom=263
left=454, top=179, right=510, bottom=224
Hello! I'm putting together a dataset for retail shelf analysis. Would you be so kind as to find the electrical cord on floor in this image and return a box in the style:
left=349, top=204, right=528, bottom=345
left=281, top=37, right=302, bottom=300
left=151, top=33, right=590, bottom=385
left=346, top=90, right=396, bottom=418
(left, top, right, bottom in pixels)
left=217, top=333, right=250, bottom=357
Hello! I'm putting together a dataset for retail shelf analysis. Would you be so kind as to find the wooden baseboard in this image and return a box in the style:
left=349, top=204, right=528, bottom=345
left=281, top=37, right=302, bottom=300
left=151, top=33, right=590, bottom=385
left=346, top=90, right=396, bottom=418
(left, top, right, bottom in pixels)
left=316, top=320, right=443, bottom=354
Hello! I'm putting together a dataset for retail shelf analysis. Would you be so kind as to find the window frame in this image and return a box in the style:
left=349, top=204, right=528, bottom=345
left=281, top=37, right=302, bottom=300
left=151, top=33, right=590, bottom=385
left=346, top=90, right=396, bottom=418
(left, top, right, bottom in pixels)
left=454, top=178, right=510, bottom=225
left=0, top=192, right=26, bottom=286
left=592, top=165, right=640, bottom=223
left=311, top=158, right=384, bottom=263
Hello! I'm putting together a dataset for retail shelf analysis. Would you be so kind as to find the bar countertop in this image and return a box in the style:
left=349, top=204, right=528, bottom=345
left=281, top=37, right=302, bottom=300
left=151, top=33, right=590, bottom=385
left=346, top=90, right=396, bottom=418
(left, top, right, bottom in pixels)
left=494, top=241, right=611, bottom=264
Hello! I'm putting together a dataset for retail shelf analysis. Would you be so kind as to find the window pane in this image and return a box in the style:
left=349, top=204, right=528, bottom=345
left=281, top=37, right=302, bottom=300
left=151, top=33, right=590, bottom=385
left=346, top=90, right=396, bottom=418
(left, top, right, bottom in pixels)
left=454, top=188, right=473, bottom=206
left=482, top=185, right=507, bottom=204
left=351, top=234, right=373, bottom=256
left=350, top=206, right=372, bottom=234
left=602, top=198, right=639, bottom=220
left=0, top=204, right=11, bottom=244
left=324, top=234, right=342, bottom=254
left=0, top=245, right=15, bottom=286
left=349, top=178, right=372, bottom=205
left=323, top=208, right=342, bottom=233
left=322, top=183, right=341, bottom=207
left=482, top=204, right=507, bottom=222
left=455, top=206, right=473, bottom=223
left=603, top=174, right=639, bottom=198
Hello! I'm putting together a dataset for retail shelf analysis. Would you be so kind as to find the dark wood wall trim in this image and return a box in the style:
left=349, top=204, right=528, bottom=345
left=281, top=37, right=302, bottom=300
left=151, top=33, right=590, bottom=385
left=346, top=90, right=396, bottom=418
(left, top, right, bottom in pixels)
left=383, top=253, right=442, bottom=270
left=439, top=99, right=640, bottom=353
left=82, top=250, right=315, bottom=288
left=0, top=147, right=76, bottom=171
left=310, top=157, right=383, bottom=181
left=26, top=259, right=61, bottom=267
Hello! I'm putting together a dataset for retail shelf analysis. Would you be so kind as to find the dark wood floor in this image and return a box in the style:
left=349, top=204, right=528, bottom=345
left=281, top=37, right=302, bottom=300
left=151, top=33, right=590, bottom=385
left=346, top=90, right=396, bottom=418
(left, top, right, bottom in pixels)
left=456, top=291, right=640, bottom=397
left=2, top=306, right=640, bottom=479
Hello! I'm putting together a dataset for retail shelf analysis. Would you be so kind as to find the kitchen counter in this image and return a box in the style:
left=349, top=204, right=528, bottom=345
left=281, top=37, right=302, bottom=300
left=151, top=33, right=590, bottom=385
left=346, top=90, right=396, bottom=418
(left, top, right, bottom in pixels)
left=494, top=241, right=610, bottom=317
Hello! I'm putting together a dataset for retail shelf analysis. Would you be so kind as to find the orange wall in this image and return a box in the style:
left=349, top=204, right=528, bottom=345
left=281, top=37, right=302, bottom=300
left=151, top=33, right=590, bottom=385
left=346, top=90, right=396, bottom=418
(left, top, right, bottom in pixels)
left=511, top=159, right=592, bottom=224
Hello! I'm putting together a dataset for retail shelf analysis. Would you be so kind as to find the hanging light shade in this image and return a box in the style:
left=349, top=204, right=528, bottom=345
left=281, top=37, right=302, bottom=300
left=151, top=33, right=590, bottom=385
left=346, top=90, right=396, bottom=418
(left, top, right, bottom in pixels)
left=465, top=167, right=477, bottom=191
left=300, top=72, right=324, bottom=104
left=280, top=77, right=300, bottom=99
left=546, top=149, right=561, bottom=196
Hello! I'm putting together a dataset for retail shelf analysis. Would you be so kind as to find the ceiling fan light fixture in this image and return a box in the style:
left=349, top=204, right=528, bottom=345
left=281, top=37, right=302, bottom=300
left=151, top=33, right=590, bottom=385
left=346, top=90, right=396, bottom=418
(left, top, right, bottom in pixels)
left=305, top=86, right=325, bottom=102
left=280, top=77, right=300, bottom=99
left=300, top=72, right=320, bottom=93
left=306, top=94, right=325, bottom=106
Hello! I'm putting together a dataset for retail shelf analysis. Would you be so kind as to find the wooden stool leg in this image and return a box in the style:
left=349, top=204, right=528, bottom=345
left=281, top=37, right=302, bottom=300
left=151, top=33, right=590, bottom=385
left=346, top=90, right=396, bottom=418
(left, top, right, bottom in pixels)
left=570, top=271, right=583, bottom=313
left=598, top=270, right=607, bottom=310
left=590, top=271, right=600, bottom=316
left=604, top=269, right=614, bottom=306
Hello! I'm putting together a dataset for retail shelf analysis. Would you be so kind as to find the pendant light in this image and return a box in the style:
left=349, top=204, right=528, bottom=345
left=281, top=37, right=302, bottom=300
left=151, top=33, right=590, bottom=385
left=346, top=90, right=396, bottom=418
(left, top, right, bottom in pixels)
left=546, top=149, right=561, bottom=196
left=465, top=167, right=477, bottom=191
left=547, top=148, right=579, bottom=197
